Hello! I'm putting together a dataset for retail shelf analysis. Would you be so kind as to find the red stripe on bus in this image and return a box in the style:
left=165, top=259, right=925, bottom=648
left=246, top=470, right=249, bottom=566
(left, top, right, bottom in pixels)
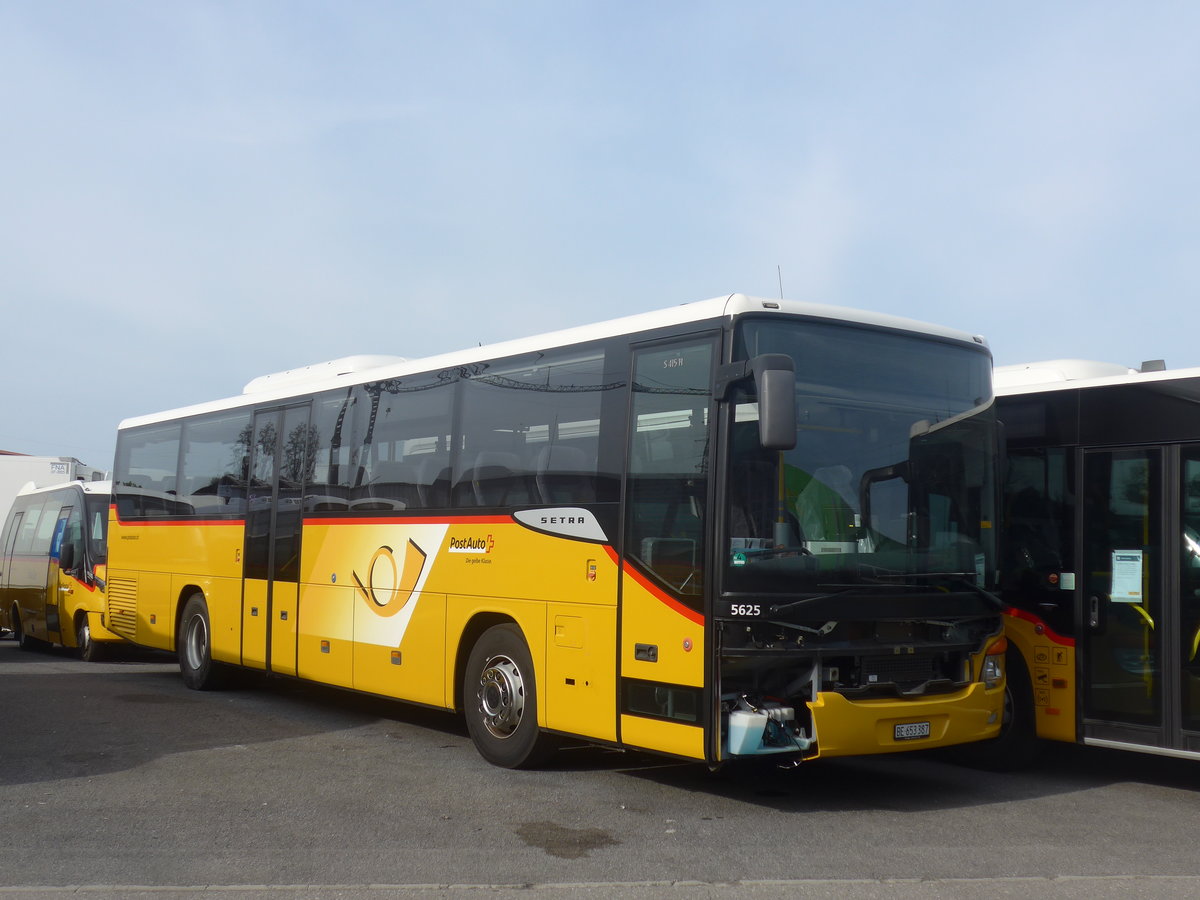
left=623, top=560, right=705, bottom=626
left=1003, top=605, right=1075, bottom=646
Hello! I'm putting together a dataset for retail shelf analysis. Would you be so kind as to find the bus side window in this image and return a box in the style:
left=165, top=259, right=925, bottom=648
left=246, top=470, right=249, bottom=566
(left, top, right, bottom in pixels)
left=349, top=373, right=456, bottom=512
left=1, top=510, right=24, bottom=568
left=33, top=498, right=64, bottom=557
left=179, top=410, right=252, bottom=516
left=454, top=348, right=608, bottom=510
left=307, top=390, right=356, bottom=512
left=114, top=422, right=182, bottom=518
left=14, top=501, right=44, bottom=555
left=58, top=504, right=84, bottom=573
left=626, top=341, right=714, bottom=596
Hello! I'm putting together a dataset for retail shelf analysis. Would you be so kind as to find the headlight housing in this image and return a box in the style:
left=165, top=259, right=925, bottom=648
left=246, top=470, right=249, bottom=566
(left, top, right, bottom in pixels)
left=982, top=636, right=1007, bottom=688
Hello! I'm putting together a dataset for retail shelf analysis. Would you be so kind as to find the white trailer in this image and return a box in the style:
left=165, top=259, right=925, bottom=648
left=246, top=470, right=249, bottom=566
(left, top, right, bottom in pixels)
left=0, top=456, right=105, bottom=529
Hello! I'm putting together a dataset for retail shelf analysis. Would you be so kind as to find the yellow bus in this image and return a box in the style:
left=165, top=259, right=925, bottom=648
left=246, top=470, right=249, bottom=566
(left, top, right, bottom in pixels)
left=106, top=294, right=1006, bottom=768
left=994, top=359, right=1200, bottom=763
left=1, top=479, right=122, bottom=660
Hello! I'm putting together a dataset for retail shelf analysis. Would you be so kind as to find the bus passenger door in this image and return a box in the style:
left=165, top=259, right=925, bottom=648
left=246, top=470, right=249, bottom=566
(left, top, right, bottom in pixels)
left=34, top=498, right=67, bottom=643
left=243, top=404, right=311, bottom=676
left=1176, top=448, right=1200, bottom=752
left=618, top=337, right=716, bottom=759
left=1080, top=448, right=1167, bottom=750
left=47, top=503, right=83, bottom=645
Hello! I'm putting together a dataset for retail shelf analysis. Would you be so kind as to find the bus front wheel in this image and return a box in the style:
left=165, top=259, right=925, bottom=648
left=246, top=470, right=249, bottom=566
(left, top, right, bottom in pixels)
left=953, top=647, right=1039, bottom=770
left=178, top=594, right=226, bottom=690
left=76, top=614, right=102, bottom=663
left=463, top=624, right=557, bottom=769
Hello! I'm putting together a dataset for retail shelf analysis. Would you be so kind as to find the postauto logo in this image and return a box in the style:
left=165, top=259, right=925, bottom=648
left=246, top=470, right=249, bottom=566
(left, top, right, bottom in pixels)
left=448, top=533, right=494, bottom=554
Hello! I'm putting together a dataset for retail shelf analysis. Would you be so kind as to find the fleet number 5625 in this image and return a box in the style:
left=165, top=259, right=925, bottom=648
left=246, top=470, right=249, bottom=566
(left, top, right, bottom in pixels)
left=729, top=604, right=761, bottom=617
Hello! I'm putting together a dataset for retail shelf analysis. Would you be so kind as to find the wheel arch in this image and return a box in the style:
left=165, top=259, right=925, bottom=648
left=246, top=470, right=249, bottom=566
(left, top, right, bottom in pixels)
left=70, top=608, right=89, bottom=646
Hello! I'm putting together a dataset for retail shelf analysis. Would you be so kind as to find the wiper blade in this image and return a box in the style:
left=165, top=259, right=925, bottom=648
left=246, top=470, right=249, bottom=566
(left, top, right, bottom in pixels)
left=768, top=588, right=857, bottom=616
left=950, top=578, right=1003, bottom=610
left=767, top=576, right=1002, bottom=620
left=865, top=572, right=1003, bottom=610
left=768, top=583, right=907, bottom=617
left=864, top=570, right=975, bottom=582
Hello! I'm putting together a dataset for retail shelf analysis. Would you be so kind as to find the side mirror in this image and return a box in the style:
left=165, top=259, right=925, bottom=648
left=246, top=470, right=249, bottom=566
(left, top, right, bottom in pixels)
left=59, top=542, right=76, bottom=573
left=751, top=354, right=796, bottom=450
left=714, top=354, right=797, bottom=450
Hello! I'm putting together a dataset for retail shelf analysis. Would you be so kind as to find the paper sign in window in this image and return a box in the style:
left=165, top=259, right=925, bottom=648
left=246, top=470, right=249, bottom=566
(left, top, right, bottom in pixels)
left=1111, top=550, right=1144, bottom=603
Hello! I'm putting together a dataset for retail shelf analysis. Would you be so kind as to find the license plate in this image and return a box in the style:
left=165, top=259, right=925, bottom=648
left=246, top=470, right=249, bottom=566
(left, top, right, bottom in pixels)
left=894, top=721, right=931, bottom=741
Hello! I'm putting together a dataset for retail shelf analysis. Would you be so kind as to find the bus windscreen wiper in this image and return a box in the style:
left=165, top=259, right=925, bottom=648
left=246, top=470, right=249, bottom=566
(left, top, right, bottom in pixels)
left=768, top=583, right=909, bottom=617
left=861, top=572, right=1003, bottom=610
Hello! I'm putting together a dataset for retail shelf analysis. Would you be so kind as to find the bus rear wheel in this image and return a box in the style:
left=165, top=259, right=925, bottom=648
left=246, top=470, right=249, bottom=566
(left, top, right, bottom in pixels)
left=178, top=594, right=226, bottom=690
left=463, top=624, right=557, bottom=769
left=13, top=609, right=43, bottom=652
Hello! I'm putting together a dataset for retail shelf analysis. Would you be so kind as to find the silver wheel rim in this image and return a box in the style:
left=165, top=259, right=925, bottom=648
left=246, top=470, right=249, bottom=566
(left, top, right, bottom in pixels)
left=78, top=619, right=90, bottom=653
left=184, top=613, right=208, bottom=671
left=477, top=654, right=525, bottom=740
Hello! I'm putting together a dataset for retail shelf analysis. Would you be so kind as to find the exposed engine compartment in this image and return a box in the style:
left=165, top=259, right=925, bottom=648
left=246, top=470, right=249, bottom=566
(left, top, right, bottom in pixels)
left=716, top=613, right=997, bottom=760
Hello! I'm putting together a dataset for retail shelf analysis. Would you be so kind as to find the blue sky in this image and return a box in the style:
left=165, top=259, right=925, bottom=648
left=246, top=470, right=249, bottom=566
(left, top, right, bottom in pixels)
left=3, top=1, right=1199, bottom=469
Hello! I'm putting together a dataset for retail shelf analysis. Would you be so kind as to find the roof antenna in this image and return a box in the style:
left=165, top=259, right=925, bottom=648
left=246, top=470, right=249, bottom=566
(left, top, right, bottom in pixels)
left=777, top=265, right=784, bottom=300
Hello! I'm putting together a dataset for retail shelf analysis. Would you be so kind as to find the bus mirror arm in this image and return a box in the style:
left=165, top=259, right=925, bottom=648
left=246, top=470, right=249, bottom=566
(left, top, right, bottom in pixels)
left=714, top=354, right=796, bottom=451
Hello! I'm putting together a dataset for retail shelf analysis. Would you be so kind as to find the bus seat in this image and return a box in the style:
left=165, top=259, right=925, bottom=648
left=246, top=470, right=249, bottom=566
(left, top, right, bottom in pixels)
left=351, top=460, right=418, bottom=510
left=416, top=456, right=450, bottom=508
left=535, top=444, right=594, bottom=504
left=463, top=450, right=530, bottom=507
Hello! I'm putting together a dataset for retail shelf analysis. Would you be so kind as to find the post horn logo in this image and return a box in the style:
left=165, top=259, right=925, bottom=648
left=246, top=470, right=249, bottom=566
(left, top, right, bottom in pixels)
left=352, top=539, right=428, bottom=617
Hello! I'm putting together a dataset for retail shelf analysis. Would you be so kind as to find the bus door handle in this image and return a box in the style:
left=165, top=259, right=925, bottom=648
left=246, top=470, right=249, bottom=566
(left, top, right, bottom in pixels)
left=635, top=643, right=659, bottom=662
left=1089, top=595, right=1101, bottom=629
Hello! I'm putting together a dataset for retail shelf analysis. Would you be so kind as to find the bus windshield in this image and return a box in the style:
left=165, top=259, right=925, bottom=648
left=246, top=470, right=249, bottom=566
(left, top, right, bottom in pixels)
left=725, top=319, right=997, bottom=600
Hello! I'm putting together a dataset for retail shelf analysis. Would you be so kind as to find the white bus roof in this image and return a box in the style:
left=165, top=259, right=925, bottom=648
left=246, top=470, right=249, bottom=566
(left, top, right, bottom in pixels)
left=119, top=293, right=989, bottom=430
left=14, top=479, right=112, bottom=499
left=995, top=359, right=1200, bottom=395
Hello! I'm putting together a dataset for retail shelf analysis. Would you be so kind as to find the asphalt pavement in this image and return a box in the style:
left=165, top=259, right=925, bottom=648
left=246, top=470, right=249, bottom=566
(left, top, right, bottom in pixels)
left=3, top=637, right=1199, bottom=899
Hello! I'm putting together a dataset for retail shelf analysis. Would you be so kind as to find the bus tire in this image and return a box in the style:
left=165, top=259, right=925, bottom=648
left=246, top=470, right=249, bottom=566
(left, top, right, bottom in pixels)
left=954, top=648, right=1039, bottom=770
left=13, top=609, right=43, bottom=652
left=463, top=624, right=557, bottom=769
left=178, top=593, right=226, bottom=691
left=76, top=615, right=102, bottom=663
